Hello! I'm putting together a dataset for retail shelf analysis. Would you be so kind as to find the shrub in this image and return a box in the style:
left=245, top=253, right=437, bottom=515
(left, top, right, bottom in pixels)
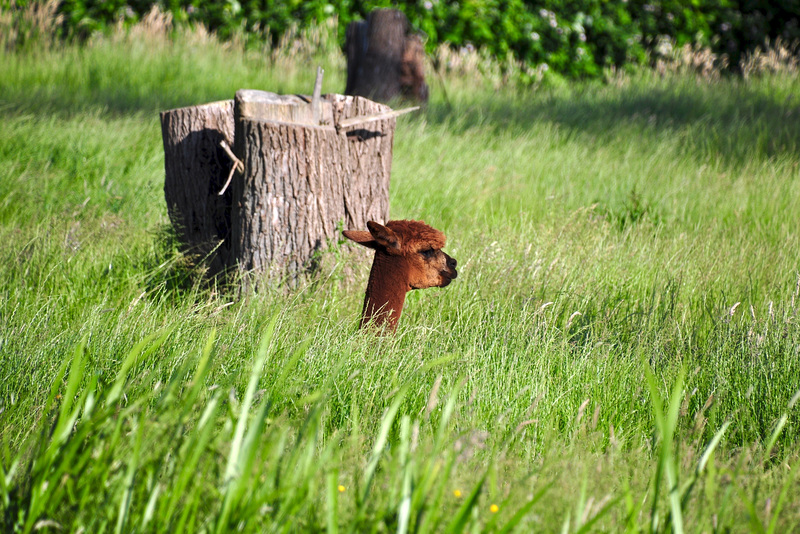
left=3, top=0, right=798, bottom=78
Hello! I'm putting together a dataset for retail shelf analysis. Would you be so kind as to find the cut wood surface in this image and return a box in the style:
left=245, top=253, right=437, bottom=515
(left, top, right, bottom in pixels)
left=233, top=90, right=334, bottom=126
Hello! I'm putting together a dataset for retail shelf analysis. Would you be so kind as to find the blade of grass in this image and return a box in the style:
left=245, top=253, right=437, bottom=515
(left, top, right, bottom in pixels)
left=181, top=327, right=217, bottom=408
left=161, top=391, right=222, bottom=525
left=106, top=328, right=171, bottom=407
left=643, top=362, right=664, bottom=534
left=397, top=415, right=412, bottom=534
left=735, top=486, right=767, bottom=534
left=216, top=314, right=278, bottom=533
left=644, top=363, right=686, bottom=534
left=415, top=453, right=457, bottom=534
left=444, top=471, right=487, bottom=534
left=574, top=496, right=622, bottom=534
left=679, top=421, right=730, bottom=510
left=495, top=482, right=551, bottom=534
left=326, top=469, right=339, bottom=534
left=766, top=463, right=796, bottom=534
left=224, top=314, right=278, bottom=484
left=360, top=383, right=410, bottom=505
left=663, top=367, right=686, bottom=534
left=114, top=412, right=145, bottom=534
left=51, top=336, right=88, bottom=445
left=763, top=414, right=787, bottom=463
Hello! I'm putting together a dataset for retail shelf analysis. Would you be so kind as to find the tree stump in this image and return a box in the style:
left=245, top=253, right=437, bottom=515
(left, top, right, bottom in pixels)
left=160, top=100, right=235, bottom=275
left=344, top=8, right=429, bottom=103
left=231, top=89, right=397, bottom=287
left=160, top=88, right=412, bottom=289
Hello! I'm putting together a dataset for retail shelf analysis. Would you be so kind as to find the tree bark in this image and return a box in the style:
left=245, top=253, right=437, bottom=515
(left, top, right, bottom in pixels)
left=231, top=90, right=396, bottom=287
left=160, top=100, right=235, bottom=275
left=345, top=8, right=429, bottom=103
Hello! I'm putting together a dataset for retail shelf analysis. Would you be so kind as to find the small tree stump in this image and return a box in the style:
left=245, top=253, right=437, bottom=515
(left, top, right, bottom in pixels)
left=160, top=100, right=235, bottom=275
left=231, top=90, right=396, bottom=286
left=345, top=8, right=429, bottom=103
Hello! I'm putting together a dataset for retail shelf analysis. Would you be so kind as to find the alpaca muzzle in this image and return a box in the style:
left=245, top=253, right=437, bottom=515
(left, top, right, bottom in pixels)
left=440, top=253, right=458, bottom=285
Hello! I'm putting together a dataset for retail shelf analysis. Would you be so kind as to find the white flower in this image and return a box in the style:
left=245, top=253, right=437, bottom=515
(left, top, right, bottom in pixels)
left=530, top=32, right=540, bottom=41
left=424, top=1, right=433, bottom=9
left=579, top=32, right=586, bottom=42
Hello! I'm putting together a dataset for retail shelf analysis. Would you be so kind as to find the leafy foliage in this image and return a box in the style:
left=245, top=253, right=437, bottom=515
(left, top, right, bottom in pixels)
left=6, top=0, right=798, bottom=78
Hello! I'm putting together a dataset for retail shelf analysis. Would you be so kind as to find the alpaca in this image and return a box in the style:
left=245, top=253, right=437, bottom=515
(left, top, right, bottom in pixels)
left=399, top=34, right=429, bottom=103
left=343, top=220, right=458, bottom=332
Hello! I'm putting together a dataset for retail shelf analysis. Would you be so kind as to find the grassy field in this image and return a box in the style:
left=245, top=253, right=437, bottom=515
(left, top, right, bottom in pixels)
left=2, top=8, right=800, bottom=533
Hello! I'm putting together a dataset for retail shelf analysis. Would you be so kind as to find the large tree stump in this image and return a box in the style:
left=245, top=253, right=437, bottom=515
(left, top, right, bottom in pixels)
left=160, top=100, right=235, bottom=275
left=345, top=8, right=429, bottom=103
left=231, top=90, right=396, bottom=286
left=160, top=87, right=411, bottom=289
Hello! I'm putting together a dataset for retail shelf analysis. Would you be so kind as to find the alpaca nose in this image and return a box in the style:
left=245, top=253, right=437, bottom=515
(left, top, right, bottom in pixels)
left=447, top=256, right=457, bottom=269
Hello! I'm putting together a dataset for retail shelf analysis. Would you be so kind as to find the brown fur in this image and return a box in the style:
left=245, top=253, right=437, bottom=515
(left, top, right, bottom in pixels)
left=399, top=35, right=429, bottom=103
left=343, top=220, right=457, bottom=332
left=344, top=9, right=429, bottom=103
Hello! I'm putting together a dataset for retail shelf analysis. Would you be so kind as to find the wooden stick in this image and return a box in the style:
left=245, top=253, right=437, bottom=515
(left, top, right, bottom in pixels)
left=336, top=106, right=419, bottom=132
left=219, top=139, right=243, bottom=171
left=218, top=140, right=243, bottom=196
left=218, top=164, right=238, bottom=196
left=312, top=66, right=324, bottom=125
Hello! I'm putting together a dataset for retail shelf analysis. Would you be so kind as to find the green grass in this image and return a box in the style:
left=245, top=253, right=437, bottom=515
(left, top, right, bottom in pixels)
left=2, top=10, right=800, bottom=533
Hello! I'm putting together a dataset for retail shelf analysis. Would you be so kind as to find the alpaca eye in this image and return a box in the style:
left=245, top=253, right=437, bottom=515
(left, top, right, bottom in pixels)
left=420, top=249, right=435, bottom=259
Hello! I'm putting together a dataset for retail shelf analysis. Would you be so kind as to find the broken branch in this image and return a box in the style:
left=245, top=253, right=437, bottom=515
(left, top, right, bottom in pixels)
left=335, top=106, right=419, bottom=132
left=218, top=140, right=243, bottom=196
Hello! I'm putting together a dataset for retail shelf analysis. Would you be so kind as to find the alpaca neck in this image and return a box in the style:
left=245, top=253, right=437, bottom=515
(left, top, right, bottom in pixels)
left=361, top=253, right=410, bottom=331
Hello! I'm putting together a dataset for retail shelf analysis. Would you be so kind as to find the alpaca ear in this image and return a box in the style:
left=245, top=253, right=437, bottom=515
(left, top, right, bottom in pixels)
left=367, top=221, right=402, bottom=252
left=342, top=230, right=379, bottom=250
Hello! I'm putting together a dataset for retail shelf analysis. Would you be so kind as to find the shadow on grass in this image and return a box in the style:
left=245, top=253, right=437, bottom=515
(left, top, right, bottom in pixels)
left=425, top=80, right=800, bottom=166
left=3, top=68, right=798, bottom=168
left=139, top=224, right=208, bottom=297
left=0, top=84, right=231, bottom=119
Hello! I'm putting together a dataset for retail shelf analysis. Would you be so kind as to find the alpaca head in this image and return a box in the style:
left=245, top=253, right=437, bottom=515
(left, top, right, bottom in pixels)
left=343, top=220, right=457, bottom=330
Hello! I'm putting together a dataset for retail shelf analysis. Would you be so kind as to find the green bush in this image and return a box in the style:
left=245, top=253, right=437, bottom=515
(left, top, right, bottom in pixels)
left=6, top=0, right=799, bottom=77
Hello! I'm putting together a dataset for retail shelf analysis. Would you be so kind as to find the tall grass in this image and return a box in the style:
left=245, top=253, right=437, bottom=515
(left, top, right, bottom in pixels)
left=1, top=5, right=800, bottom=531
